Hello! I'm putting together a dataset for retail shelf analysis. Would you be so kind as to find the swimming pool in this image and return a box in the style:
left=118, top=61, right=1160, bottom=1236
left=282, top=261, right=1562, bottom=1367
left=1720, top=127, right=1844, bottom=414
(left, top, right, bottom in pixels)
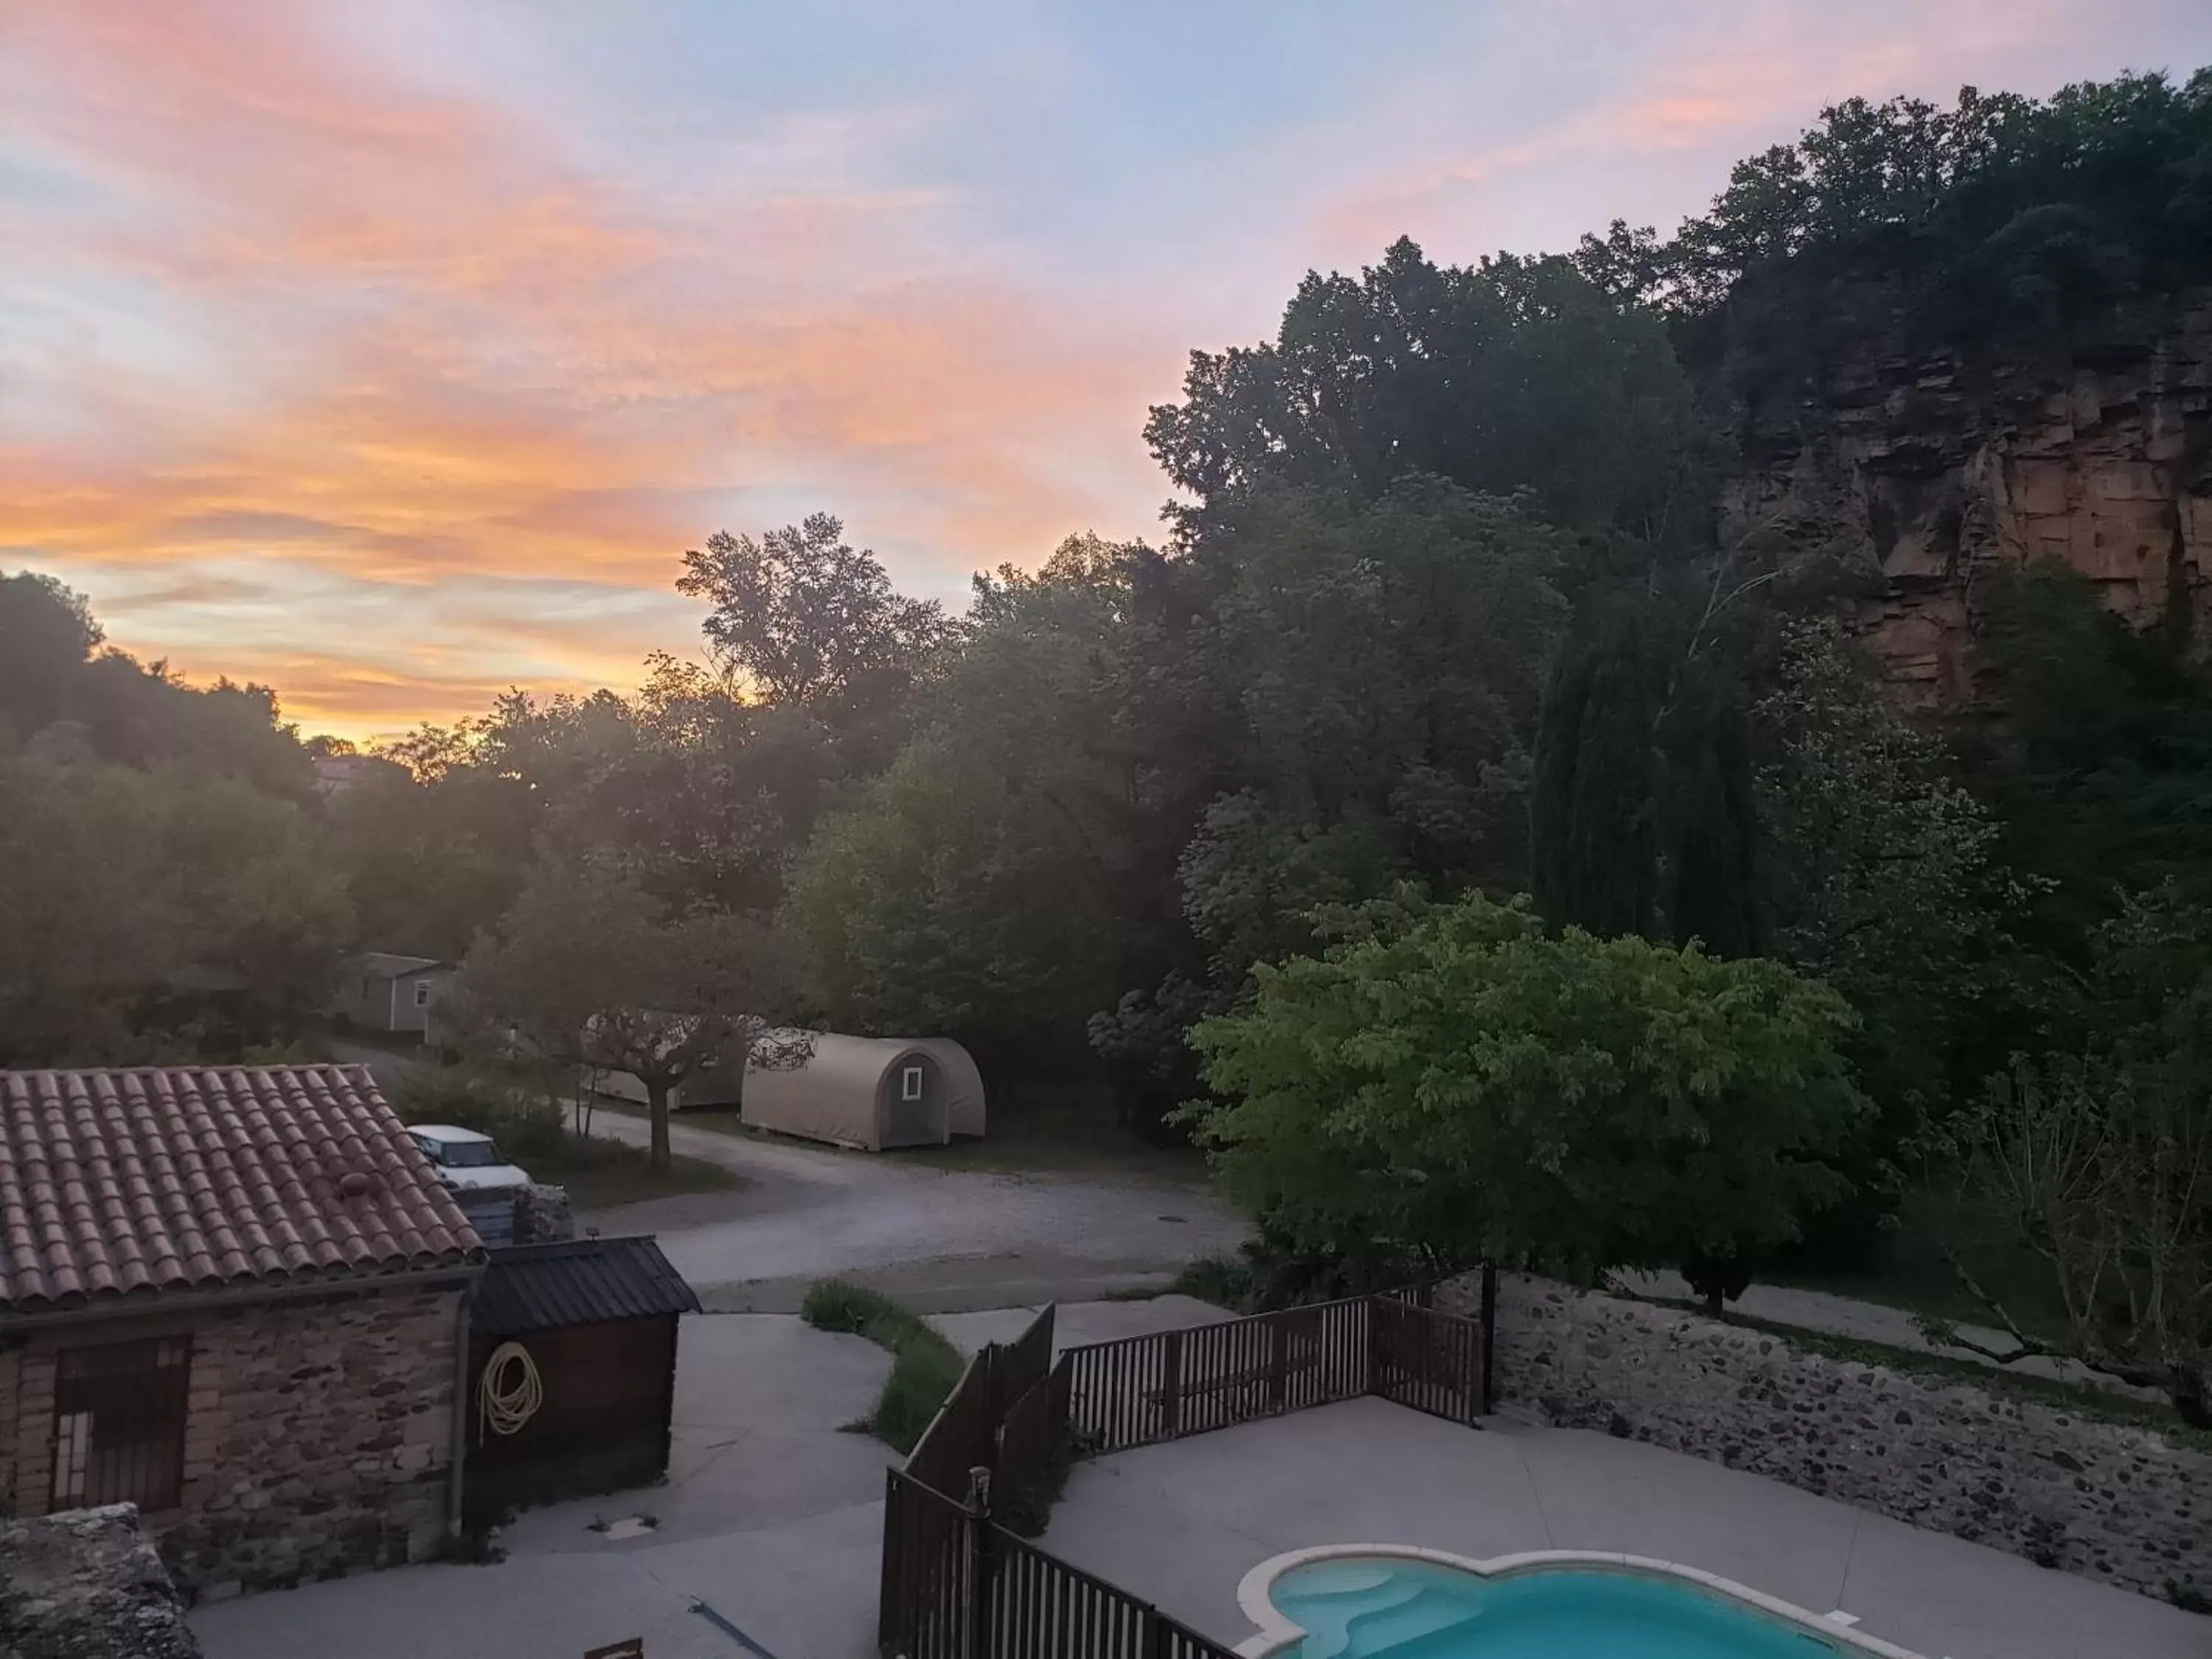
left=1234, top=1548, right=1927, bottom=1659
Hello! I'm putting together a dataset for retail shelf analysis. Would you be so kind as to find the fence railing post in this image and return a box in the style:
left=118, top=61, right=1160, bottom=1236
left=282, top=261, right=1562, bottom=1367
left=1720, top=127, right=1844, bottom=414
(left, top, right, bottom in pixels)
left=961, top=1465, right=992, bottom=1659
left=1142, top=1597, right=1169, bottom=1659
left=1479, top=1262, right=1498, bottom=1416
left=877, top=1467, right=898, bottom=1658
left=1160, top=1328, right=1183, bottom=1440
left=1265, top=1310, right=1289, bottom=1415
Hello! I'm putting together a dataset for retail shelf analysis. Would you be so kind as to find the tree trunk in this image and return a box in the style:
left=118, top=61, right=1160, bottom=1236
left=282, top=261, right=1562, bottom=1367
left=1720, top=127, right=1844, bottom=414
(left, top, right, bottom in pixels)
left=646, top=1077, right=672, bottom=1174
left=1704, top=1286, right=1725, bottom=1319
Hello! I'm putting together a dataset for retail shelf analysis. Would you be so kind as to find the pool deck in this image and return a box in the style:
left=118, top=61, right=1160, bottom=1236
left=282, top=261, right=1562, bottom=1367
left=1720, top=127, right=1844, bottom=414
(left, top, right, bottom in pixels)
left=1039, top=1395, right=2207, bottom=1659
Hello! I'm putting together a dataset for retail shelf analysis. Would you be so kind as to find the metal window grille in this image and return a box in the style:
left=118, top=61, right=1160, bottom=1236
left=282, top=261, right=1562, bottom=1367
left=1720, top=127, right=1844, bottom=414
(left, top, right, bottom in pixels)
left=901, top=1064, right=924, bottom=1102
left=50, top=1335, right=192, bottom=1512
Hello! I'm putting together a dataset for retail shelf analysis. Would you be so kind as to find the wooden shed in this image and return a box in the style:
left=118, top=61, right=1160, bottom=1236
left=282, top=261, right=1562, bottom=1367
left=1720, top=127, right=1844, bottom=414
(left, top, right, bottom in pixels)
left=462, top=1237, right=700, bottom=1529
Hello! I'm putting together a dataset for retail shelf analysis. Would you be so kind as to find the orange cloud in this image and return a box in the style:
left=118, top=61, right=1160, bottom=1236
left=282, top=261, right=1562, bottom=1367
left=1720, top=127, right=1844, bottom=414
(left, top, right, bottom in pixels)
left=1, top=4, right=1182, bottom=733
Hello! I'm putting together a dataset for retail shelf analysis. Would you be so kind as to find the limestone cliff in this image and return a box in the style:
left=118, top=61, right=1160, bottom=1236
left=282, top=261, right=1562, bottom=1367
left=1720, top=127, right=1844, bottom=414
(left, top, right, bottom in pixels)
left=1721, top=285, right=2212, bottom=703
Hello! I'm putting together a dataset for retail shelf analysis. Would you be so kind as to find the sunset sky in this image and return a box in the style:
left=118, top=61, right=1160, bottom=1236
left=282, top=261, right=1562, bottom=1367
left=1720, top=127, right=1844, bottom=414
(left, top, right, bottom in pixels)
left=6, top=3, right=2210, bottom=741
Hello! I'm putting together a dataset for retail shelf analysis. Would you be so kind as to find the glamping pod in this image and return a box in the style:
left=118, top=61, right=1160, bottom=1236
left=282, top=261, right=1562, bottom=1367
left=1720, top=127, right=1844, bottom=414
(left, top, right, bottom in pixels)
left=740, top=1031, right=986, bottom=1150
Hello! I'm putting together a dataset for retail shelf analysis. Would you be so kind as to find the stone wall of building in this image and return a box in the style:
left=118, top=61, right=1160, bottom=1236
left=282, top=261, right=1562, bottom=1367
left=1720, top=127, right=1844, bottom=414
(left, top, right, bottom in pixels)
left=2, top=1283, right=464, bottom=1598
left=0, top=1343, right=19, bottom=1518
left=1438, top=1274, right=2208, bottom=1605
left=0, top=1504, right=202, bottom=1659
left=162, top=1284, right=462, bottom=1595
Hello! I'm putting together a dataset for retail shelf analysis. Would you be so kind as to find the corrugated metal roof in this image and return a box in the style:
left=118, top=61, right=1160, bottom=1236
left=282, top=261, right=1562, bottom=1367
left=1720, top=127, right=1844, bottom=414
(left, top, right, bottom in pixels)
left=473, top=1235, right=699, bottom=1338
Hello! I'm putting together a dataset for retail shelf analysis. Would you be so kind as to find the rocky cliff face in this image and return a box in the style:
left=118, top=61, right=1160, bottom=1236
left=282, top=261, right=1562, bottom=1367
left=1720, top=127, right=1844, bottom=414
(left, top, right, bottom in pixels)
left=1722, top=286, right=2212, bottom=703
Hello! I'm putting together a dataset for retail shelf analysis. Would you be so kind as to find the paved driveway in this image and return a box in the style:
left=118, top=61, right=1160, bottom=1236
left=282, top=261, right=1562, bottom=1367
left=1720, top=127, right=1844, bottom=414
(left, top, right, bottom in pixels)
left=335, top=1042, right=1248, bottom=1310
left=579, top=1111, right=1248, bottom=1312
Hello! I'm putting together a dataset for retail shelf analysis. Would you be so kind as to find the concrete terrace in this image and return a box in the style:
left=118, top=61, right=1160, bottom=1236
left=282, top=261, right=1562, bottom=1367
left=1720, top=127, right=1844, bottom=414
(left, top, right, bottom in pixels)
left=1040, top=1395, right=2209, bottom=1659
left=191, top=1315, right=897, bottom=1659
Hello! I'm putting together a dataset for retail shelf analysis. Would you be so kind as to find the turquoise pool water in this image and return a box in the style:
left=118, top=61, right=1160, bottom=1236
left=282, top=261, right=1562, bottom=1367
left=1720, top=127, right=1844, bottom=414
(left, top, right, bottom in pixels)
left=1267, top=1558, right=1845, bottom=1658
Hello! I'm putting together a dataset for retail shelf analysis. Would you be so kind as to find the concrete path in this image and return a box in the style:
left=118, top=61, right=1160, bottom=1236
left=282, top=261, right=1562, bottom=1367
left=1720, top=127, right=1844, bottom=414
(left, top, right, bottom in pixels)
left=192, top=1315, right=894, bottom=1659
left=1044, top=1396, right=2208, bottom=1659
left=1617, top=1270, right=2158, bottom=1397
left=932, top=1293, right=1236, bottom=1357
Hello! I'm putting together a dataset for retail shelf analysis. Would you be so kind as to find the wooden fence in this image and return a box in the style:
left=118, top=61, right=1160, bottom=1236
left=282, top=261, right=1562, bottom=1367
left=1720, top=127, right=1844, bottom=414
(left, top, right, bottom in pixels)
left=1062, top=1295, right=1369, bottom=1453
left=881, top=1286, right=1492, bottom=1658
left=883, top=1470, right=1240, bottom=1659
left=993, top=1351, right=1074, bottom=1535
left=906, top=1340, right=1003, bottom=1500
left=995, top=1301, right=1054, bottom=1418
left=1370, top=1293, right=1484, bottom=1425
left=880, top=1466, right=978, bottom=1659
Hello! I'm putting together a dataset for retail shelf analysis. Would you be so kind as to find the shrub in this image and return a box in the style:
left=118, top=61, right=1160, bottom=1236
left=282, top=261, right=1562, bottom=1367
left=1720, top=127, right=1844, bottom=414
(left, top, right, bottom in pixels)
left=874, top=1340, right=967, bottom=1454
left=801, top=1278, right=966, bottom=1454
left=1169, top=1256, right=1254, bottom=1312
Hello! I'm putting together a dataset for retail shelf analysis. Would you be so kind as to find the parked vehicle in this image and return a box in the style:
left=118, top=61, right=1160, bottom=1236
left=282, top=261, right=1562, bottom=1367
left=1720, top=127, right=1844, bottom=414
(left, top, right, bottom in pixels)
left=406, top=1123, right=532, bottom=1192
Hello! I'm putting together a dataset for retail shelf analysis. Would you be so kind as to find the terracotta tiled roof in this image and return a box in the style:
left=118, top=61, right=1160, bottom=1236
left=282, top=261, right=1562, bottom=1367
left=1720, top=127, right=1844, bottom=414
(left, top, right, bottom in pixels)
left=0, top=1065, right=483, bottom=1314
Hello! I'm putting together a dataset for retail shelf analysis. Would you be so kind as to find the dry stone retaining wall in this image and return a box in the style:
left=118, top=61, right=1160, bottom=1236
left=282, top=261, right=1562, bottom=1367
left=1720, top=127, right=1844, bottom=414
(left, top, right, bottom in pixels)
left=1439, top=1273, right=2207, bottom=1604
left=0, top=1504, right=202, bottom=1658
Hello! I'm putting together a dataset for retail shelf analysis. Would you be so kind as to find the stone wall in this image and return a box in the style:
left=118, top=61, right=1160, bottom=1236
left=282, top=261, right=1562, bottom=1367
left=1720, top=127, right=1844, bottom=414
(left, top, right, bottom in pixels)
left=0, top=1504, right=202, bottom=1659
left=3, top=1282, right=463, bottom=1597
left=0, top=1343, right=18, bottom=1519
left=1439, top=1274, right=2208, bottom=1604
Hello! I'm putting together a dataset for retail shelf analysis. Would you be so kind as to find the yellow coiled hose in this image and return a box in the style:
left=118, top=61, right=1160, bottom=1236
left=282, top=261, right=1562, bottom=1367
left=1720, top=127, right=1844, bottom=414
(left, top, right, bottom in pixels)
left=477, top=1340, right=544, bottom=1438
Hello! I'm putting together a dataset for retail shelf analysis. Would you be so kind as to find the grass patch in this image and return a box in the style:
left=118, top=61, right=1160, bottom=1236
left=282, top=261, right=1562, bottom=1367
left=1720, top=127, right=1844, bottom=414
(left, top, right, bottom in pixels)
left=995, top=1432, right=1082, bottom=1539
left=801, top=1279, right=967, bottom=1455
left=1764, top=1187, right=2079, bottom=1347
left=878, top=1112, right=1208, bottom=1183
left=553, top=1143, right=738, bottom=1209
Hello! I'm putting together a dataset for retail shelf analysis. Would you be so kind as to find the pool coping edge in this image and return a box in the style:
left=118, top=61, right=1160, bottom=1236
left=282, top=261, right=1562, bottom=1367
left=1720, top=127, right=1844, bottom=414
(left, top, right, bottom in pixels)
left=1230, top=1545, right=1933, bottom=1659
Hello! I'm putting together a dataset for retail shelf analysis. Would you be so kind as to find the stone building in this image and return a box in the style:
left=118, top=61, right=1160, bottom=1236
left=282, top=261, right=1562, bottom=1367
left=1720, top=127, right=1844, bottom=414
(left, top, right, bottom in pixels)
left=0, top=1065, right=485, bottom=1596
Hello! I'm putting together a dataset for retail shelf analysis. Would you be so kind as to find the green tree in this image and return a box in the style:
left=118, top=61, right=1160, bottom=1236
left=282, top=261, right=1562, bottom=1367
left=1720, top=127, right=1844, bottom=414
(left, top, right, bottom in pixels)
left=1755, top=621, right=2011, bottom=1108
left=1529, top=544, right=1787, bottom=959
left=1931, top=885, right=2211, bottom=1422
left=1146, top=239, right=1703, bottom=539
left=1188, top=893, right=1868, bottom=1308
left=0, top=570, right=104, bottom=739
left=676, top=514, right=955, bottom=741
left=461, top=857, right=796, bottom=1171
left=0, top=755, right=348, bottom=1063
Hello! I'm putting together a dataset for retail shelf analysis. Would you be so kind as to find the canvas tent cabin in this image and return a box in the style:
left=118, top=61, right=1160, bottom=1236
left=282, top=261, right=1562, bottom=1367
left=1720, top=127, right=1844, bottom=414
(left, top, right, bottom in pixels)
left=740, top=1032, right=984, bottom=1150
